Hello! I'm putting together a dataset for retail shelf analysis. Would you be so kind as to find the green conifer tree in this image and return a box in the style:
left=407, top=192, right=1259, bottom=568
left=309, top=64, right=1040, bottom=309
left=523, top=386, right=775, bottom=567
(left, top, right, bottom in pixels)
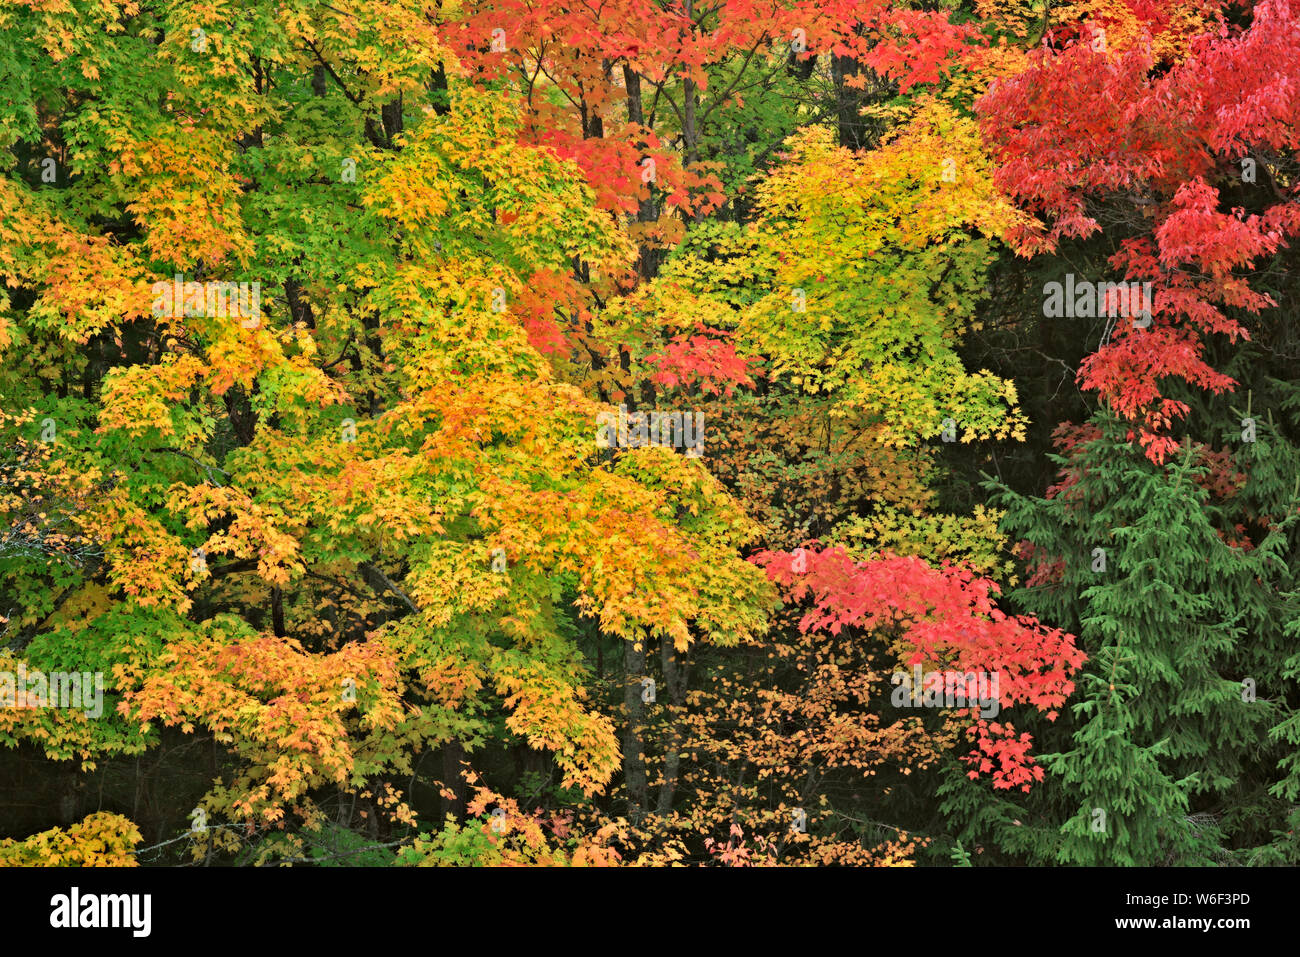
left=941, top=412, right=1300, bottom=864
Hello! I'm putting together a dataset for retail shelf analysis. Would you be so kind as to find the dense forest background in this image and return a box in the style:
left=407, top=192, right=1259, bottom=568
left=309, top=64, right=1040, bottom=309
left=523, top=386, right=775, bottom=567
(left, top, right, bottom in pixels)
left=2, top=0, right=1299, bottom=866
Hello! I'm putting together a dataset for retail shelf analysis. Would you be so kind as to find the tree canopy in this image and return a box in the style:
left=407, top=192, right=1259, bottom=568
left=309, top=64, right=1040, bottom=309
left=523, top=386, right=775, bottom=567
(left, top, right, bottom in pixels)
left=1, top=0, right=1298, bottom=867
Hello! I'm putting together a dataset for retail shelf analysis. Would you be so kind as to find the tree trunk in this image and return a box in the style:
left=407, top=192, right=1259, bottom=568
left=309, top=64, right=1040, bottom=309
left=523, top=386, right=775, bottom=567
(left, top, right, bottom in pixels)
left=656, top=639, right=689, bottom=814
left=442, top=739, right=467, bottom=822
left=623, top=65, right=663, bottom=280
left=832, top=54, right=863, bottom=149
left=622, top=639, right=649, bottom=823
left=270, top=586, right=286, bottom=637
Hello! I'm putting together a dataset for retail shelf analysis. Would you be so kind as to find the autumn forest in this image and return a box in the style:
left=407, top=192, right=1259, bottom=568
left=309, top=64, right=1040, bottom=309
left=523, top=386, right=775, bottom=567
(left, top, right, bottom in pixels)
left=1, top=0, right=1299, bottom=869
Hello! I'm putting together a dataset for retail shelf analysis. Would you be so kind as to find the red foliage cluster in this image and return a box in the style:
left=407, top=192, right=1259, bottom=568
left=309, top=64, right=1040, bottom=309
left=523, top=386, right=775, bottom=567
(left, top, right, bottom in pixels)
left=978, top=1, right=1300, bottom=460
left=752, top=545, right=1085, bottom=789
